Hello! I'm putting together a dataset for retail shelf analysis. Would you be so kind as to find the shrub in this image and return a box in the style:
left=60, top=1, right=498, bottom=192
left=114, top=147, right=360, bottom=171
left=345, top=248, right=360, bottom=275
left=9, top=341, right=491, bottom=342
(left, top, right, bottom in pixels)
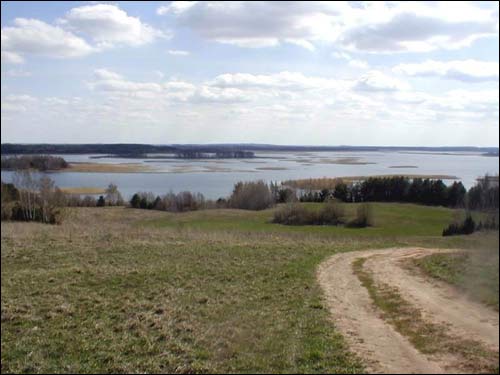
left=229, top=181, right=274, bottom=210
left=272, top=203, right=314, bottom=225
left=347, top=203, right=373, bottom=228
left=273, top=201, right=345, bottom=226
left=442, top=214, right=476, bottom=236
left=318, top=201, right=345, bottom=225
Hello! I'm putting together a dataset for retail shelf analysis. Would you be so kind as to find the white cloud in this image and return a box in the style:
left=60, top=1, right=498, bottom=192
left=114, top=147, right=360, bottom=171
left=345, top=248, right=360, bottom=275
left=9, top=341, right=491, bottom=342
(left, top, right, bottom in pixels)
left=209, top=71, right=345, bottom=91
left=348, top=59, right=369, bottom=69
left=1, top=18, right=94, bottom=60
left=332, top=50, right=369, bottom=69
left=393, top=60, right=499, bottom=82
left=1, top=51, right=25, bottom=64
left=93, top=68, right=124, bottom=81
left=354, top=71, right=410, bottom=92
left=168, top=49, right=190, bottom=56
left=2, top=69, right=31, bottom=77
left=1, top=94, right=38, bottom=113
left=1, top=4, right=168, bottom=64
left=159, top=1, right=499, bottom=52
left=89, top=69, right=163, bottom=95
left=59, top=4, right=168, bottom=48
left=157, top=2, right=199, bottom=16
left=340, top=2, right=499, bottom=53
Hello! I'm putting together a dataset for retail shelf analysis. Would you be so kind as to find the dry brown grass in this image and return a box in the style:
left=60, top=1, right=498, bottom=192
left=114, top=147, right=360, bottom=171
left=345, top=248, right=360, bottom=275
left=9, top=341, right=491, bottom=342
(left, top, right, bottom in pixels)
left=67, top=162, right=155, bottom=173
left=60, top=187, right=105, bottom=195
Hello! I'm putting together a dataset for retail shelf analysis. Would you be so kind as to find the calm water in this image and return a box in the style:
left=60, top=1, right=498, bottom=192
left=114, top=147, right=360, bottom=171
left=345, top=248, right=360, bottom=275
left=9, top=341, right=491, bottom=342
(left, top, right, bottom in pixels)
left=2, top=151, right=498, bottom=199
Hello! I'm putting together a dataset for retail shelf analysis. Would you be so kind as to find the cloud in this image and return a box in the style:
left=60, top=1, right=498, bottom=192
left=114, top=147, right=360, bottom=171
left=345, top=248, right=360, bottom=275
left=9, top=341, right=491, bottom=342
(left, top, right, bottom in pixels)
left=59, top=4, right=168, bottom=48
left=2, top=69, right=32, bottom=77
left=1, top=94, right=38, bottom=113
left=209, top=71, right=344, bottom=91
left=340, top=2, right=498, bottom=53
left=159, top=1, right=498, bottom=52
left=1, top=18, right=94, bottom=60
left=158, top=1, right=343, bottom=49
left=1, top=4, right=167, bottom=63
left=393, top=60, right=499, bottom=82
left=167, top=49, right=190, bottom=56
left=89, top=69, right=163, bottom=95
left=354, top=71, right=410, bottom=92
left=157, top=2, right=198, bottom=16
left=332, top=51, right=369, bottom=69
left=1, top=51, right=25, bottom=64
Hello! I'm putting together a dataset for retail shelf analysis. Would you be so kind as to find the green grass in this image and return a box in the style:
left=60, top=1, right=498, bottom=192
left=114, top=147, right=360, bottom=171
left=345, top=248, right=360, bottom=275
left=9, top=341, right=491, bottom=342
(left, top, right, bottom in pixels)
left=1, top=204, right=498, bottom=373
left=353, top=257, right=499, bottom=373
left=143, top=202, right=460, bottom=237
left=412, top=243, right=499, bottom=310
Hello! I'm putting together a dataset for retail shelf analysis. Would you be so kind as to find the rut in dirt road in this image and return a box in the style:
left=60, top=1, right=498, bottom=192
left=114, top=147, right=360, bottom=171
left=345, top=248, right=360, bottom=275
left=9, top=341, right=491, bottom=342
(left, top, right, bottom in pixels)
left=317, top=247, right=499, bottom=374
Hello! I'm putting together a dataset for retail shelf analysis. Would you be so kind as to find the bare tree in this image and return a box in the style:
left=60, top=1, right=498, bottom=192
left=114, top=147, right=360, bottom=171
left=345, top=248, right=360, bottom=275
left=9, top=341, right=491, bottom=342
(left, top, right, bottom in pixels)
left=13, top=170, right=37, bottom=221
left=104, top=183, right=124, bottom=206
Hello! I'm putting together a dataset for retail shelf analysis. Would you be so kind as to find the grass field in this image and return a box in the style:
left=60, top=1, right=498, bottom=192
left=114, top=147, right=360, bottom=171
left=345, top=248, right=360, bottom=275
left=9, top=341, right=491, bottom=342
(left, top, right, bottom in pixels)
left=1, top=203, right=498, bottom=373
left=411, top=249, right=499, bottom=310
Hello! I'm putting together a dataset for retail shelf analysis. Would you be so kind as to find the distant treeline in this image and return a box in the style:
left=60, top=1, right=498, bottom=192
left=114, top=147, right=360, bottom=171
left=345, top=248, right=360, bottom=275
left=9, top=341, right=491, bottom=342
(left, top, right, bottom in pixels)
left=1, top=155, right=68, bottom=171
left=129, top=180, right=273, bottom=212
left=273, top=175, right=499, bottom=210
left=90, top=151, right=255, bottom=159
left=2, top=143, right=498, bottom=155
left=174, top=151, right=254, bottom=159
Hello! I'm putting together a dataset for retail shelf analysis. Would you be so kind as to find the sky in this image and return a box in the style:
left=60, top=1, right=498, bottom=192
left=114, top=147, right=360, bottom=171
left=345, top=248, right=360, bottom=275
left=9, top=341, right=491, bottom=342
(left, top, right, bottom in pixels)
left=1, top=1, right=499, bottom=146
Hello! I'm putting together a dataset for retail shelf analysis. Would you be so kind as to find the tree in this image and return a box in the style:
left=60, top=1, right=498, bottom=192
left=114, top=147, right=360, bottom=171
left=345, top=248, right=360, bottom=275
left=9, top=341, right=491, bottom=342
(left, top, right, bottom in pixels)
left=104, top=183, right=123, bottom=206
left=229, top=181, right=274, bottom=210
left=334, top=183, right=349, bottom=202
left=130, top=193, right=141, bottom=208
left=447, top=181, right=466, bottom=207
left=13, top=170, right=37, bottom=221
left=152, top=196, right=163, bottom=210
left=97, top=196, right=105, bottom=207
left=38, top=176, right=55, bottom=223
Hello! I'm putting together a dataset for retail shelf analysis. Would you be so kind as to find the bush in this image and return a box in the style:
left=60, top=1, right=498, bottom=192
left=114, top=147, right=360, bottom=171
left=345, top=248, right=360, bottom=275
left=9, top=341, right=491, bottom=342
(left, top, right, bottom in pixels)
left=229, top=181, right=274, bottom=210
left=272, top=203, right=314, bottom=225
left=442, top=214, right=476, bottom=236
left=273, top=201, right=345, bottom=226
left=347, top=204, right=373, bottom=228
left=318, top=201, right=345, bottom=225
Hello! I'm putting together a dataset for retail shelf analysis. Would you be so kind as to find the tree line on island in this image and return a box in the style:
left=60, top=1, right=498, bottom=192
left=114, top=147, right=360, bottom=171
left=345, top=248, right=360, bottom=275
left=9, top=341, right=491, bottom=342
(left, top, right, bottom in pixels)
left=1, top=155, right=69, bottom=171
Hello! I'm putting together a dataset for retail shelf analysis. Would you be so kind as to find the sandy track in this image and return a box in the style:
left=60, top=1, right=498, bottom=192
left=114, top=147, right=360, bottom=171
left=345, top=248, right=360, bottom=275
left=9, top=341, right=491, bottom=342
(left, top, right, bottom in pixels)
left=317, top=247, right=499, bottom=374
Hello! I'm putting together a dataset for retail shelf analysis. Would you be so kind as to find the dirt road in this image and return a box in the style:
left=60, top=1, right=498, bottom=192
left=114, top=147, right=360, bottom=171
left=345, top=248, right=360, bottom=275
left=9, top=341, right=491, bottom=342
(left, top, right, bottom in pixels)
left=317, top=247, right=499, bottom=374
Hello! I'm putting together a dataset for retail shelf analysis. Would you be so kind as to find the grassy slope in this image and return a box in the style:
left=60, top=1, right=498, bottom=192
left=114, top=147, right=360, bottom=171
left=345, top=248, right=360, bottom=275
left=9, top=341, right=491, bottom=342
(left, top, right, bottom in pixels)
left=1, top=203, right=498, bottom=373
left=412, top=246, right=499, bottom=311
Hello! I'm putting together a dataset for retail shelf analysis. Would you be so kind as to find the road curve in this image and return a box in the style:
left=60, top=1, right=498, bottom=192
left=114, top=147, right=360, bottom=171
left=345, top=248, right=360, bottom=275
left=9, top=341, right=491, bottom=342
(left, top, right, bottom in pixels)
left=317, top=247, right=499, bottom=374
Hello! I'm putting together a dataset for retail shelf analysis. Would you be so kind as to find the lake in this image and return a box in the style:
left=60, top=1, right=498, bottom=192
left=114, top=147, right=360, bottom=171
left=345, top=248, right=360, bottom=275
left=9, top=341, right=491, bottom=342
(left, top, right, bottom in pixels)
left=1, top=151, right=498, bottom=199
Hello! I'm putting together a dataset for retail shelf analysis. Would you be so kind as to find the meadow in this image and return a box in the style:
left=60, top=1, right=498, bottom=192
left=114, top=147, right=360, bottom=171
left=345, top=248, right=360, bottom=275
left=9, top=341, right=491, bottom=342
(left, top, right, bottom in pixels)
left=1, top=203, right=498, bottom=373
